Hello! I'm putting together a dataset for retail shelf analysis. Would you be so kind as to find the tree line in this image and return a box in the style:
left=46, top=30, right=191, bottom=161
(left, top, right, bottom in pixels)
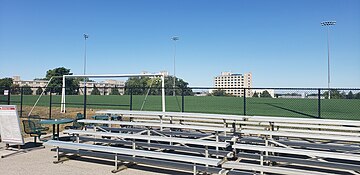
left=1, top=67, right=359, bottom=98
left=0, top=67, right=193, bottom=96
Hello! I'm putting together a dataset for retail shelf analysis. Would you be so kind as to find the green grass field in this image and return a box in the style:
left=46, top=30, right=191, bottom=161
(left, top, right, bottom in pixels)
left=3, top=95, right=360, bottom=120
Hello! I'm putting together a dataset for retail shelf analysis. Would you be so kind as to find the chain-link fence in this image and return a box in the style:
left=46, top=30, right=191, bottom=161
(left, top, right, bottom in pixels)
left=1, top=86, right=359, bottom=120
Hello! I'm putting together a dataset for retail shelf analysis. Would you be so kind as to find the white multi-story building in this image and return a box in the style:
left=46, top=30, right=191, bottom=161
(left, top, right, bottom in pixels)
left=214, top=72, right=252, bottom=97
left=12, top=76, right=125, bottom=95
left=80, top=80, right=125, bottom=95
left=12, top=76, right=49, bottom=95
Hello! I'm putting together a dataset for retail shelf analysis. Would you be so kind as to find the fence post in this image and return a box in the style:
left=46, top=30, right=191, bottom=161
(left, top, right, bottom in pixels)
left=20, top=87, right=23, bottom=118
left=243, top=88, right=246, bottom=115
left=318, top=89, right=321, bottom=118
left=181, top=88, right=184, bottom=112
left=49, top=88, right=52, bottom=119
left=7, top=88, right=11, bottom=105
left=84, top=86, right=87, bottom=118
left=129, top=88, right=133, bottom=111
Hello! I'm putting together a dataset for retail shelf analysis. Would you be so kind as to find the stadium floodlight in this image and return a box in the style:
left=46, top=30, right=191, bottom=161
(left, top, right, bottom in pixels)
left=82, top=34, right=89, bottom=113
left=83, top=34, right=89, bottom=75
left=321, top=21, right=336, bottom=26
left=320, top=21, right=336, bottom=99
left=171, top=36, right=179, bottom=96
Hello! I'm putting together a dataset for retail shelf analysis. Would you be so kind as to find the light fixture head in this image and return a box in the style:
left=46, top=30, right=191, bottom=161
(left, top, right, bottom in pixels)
left=321, top=21, right=336, bottom=26
left=171, top=36, right=179, bottom=41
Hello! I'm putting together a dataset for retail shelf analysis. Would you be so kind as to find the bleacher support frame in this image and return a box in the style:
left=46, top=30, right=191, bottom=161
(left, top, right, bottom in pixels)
left=45, top=110, right=360, bottom=175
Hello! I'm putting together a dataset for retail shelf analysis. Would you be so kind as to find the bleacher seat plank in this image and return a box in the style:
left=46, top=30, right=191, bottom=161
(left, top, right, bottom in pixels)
left=64, top=129, right=229, bottom=148
left=45, top=140, right=222, bottom=166
left=240, top=129, right=360, bottom=142
left=233, top=144, right=360, bottom=161
left=78, top=119, right=233, bottom=132
left=222, top=161, right=337, bottom=175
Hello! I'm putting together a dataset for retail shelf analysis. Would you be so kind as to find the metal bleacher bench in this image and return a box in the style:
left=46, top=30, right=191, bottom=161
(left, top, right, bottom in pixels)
left=64, top=129, right=229, bottom=148
left=95, top=110, right=244, bottom=121
left=78, top=119, right=233, bottom=132
left=233, top=143, right=360, bottom=162
left=45, top=140, right=223, bottom=174
left=45, top=110, right=360, bottom=174
left=222, top=161, right=337, bottom=175
left=245, top=115, right=360, bottom=126
left=239, top=129, right=360, bottom=142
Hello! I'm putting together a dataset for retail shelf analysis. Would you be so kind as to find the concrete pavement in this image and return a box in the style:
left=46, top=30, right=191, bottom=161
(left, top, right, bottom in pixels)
left=0, top=136, right=189, bottom=175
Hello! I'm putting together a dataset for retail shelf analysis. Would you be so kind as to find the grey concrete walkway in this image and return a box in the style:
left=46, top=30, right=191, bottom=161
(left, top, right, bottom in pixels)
left=0, top=136, right=190, bottom=175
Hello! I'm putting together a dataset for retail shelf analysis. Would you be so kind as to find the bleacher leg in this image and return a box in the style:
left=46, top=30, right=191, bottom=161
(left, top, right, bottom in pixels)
left=205, top=146, right=209, bottom=167
left=215, top=132, right=219, bottom=158
left=114, top=153, right=118, bottom=171
left=132, top=140, right=136, bottom=158
left=265, top=139, right=269, bottom=156
left=193, top=163, right=197, bottom=175
left=223, top=119, right=227, bottom=136
left=147, top=130, right=151, bottom=150
left=260, top=151, right=264, bottom=175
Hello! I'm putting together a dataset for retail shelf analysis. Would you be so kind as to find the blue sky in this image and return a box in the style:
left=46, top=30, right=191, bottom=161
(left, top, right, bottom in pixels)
left=0, top=0, right=359, bottom=88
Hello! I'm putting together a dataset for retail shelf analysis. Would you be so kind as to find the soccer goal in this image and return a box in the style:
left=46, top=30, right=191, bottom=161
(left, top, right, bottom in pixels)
left=60, top=73, right=166, bottom=113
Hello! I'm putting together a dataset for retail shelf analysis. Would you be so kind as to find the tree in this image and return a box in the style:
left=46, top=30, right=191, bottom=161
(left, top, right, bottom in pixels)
left=22, top=85, right=33, bottom=95
left=11, top=84, right=21, bottom=95
left=323, top=90, right=345, bottom=99
left=124, top=76, right=193, bottom=96
left=260, top=90, right=272, bottom=98
left=124, top=77, right=151, bottom=95
left=110, top=86, right=120, bottom=95
left=45, top=67, right=79, bottom=95
left=36, top=87, right=43, bottom=95
left=341, top=91, right=347, bottom=99
left=355, top=92, right=360, bottom=99
left=0, top=78, right=13, bottom=94
left=347, top=91, right=354, bottom=99
left=252, top=92, right=259, bottom=98
left=211, top=89, right=227, bottom=96
left=91, top=85, right=101, bottom=95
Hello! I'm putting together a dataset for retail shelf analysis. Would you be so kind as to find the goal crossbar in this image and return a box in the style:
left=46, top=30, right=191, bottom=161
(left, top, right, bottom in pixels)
left=60, top=73, right=165, bottom=113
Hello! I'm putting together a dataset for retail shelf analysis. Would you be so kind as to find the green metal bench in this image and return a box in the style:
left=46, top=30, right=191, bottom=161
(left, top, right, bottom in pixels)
left=65, top=113, right=85, bottom=130
left=22, top=119, right=47, bottom=143
left=28, top=115, right=50, bottom=131
left=91, top=115, right=121, bottom=120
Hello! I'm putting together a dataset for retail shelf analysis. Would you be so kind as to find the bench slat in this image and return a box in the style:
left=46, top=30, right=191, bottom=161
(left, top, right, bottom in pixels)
left=64, top=130, right=229, bottom=147
left=78, top=119, right=232, bottom=132
left=233, top=144, right=360, bottom=161
left=223, top=161, right=337, bottom=175
left=247, top=116, right=360, bottom=126
left=240, top=129, right=360, bottom=142
left=96, top=110, right=243, bottom=121
left=45, top=140, right=222, bottom=166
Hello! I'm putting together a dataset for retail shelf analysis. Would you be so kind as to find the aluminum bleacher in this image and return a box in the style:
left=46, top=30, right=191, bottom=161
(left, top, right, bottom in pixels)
left=44, top=110, right=360, bottom=174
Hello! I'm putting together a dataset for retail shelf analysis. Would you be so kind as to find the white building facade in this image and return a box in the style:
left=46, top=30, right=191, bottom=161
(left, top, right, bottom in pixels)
left=12, top=76, right=125, bottom=95
left=214, top=72, right=252, bottom=97
left=80, top=80, right=125, bottom=95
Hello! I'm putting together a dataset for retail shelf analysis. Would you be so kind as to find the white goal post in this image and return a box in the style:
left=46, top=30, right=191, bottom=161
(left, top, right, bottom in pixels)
left=60, top=73, right=165, bottom=113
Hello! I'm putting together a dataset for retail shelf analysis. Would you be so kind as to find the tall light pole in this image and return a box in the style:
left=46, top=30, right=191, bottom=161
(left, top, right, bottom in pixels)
left=321, top=21, right=336, bottom=99
left=171, top=36, right=179, bottom=96
left=82, top=33, right=89, bottom=118
left=83, top=34, right=89, bottom=75
left=83, top=34, right=89, bottom=86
